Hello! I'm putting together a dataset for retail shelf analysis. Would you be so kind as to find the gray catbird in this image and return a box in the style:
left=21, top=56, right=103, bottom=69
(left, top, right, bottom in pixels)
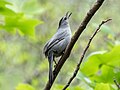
left=43, top=12, right=72, bottom=85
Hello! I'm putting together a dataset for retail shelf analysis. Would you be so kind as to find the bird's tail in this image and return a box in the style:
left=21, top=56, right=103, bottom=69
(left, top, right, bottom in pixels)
left=48, top=52, right=53, bottom=85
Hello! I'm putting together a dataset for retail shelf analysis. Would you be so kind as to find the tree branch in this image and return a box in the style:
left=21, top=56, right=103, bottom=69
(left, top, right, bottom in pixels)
left=44, top=0, right=105, bottom=90
left=114, top=79, right=120, bottom=90
left=62, top=18, right=112, bottom=90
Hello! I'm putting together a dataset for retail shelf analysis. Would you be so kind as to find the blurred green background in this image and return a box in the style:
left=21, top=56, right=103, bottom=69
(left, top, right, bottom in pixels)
left=0, top=0, right=120, bottom=90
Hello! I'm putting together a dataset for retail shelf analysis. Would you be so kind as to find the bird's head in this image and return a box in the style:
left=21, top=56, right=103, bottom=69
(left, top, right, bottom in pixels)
left=58, top=11, right=72, bottom=28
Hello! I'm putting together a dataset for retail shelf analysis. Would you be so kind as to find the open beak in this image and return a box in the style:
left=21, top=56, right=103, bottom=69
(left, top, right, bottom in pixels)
left=66, top=11, right=72, bottom=19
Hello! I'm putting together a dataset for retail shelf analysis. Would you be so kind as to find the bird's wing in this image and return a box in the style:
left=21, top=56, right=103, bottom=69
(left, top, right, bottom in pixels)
left=43, top=28, right=67, bottom=56
left=43, top=36, right=65, bottom=56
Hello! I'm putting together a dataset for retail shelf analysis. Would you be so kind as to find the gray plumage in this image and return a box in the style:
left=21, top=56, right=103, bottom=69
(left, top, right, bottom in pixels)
left=43, top=12, right=72, bottom=85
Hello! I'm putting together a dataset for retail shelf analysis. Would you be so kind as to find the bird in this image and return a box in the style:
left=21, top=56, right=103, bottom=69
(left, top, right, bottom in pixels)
left=43, top=11, right=72, bottom=85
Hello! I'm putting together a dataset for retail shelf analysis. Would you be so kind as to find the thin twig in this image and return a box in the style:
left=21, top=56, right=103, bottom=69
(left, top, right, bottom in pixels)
left=62, top=19, right=112, bottom=90
left=44, top=0, right=105, bottom=89
left=114, top=79, right=120, bottom=90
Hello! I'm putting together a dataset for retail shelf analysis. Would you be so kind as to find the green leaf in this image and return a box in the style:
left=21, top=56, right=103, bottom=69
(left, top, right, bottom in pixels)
left=53, top=84, right=63, bottom=90
left=3, top=13, right=42, bottom=36
left=68, top=86, right=84, bottom=90
left=81, top=51, right=106, bottom=76
left=105, top=45, right=120, bottom=66
left=0, top=0, right=12, bottom=7
left=53, top=84, right=84, bottom=90
left=91, top=65, right=114, bottom=83
left=16, top=83, right=35, bottom=90
left=0, top=0, right=43, bottom=37
left=114, top=72, right=120, bottom=84
left=81, top=45, right=120, bottom=83
left=0, top=0, right=16, bottom=16
left=77, top=72, right=95, bottom=88
left=94, top=83, right=110, bottom=90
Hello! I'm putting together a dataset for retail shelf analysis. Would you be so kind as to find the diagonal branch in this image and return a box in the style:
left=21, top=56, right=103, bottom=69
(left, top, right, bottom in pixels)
left=44, top=0, right=105, bottom=90
left=63, top=18, right=112, bottom=90
left=114, top=79, right=120, bottom=90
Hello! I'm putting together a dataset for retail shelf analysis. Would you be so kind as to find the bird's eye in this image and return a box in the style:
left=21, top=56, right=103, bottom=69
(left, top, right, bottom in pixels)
left=64, top=17, right=67, bottom=20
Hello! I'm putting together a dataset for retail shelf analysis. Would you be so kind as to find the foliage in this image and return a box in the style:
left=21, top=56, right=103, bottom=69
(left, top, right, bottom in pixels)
left=77, top=45, right=120, bottom=90
left=0, top=0, right=120, bottom=90
left=16, top=83, right=35, bottom=90
left=94, top=83, right=110, bottom=90
left=0, top=0, right=42, bottom=37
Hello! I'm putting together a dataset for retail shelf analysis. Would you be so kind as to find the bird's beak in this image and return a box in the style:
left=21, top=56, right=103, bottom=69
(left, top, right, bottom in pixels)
left=66, top=11, right=72, bottom=19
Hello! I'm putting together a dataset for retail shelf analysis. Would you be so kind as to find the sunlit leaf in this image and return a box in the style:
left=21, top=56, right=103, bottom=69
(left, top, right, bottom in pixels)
left=94, top=83, right=110, bottom=90
left=91, top=65, right=114, bottom=83
left=3, top=13, right=42, bottom=36
left=81, top=51, right=106, bottom=76
left=77, top=72, right=95, bottom=88
left=53, top=84, right=63, bottom=90
left=114, top=72, right=120, bottom=84
left=53, top=84, right=84, bottom=90
left=68, top=86, right=84, bottom=90
left=81, top=45, right=120, bottom=83
left=0, top=0, right=16, bottom=16
left=0, top=0, right=12, bottom=6
left=16, top=83, right=35, bottom=90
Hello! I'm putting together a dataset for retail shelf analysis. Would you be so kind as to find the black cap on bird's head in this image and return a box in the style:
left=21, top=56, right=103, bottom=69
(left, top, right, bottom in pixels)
left=58, top=11, right=72, bottom=28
